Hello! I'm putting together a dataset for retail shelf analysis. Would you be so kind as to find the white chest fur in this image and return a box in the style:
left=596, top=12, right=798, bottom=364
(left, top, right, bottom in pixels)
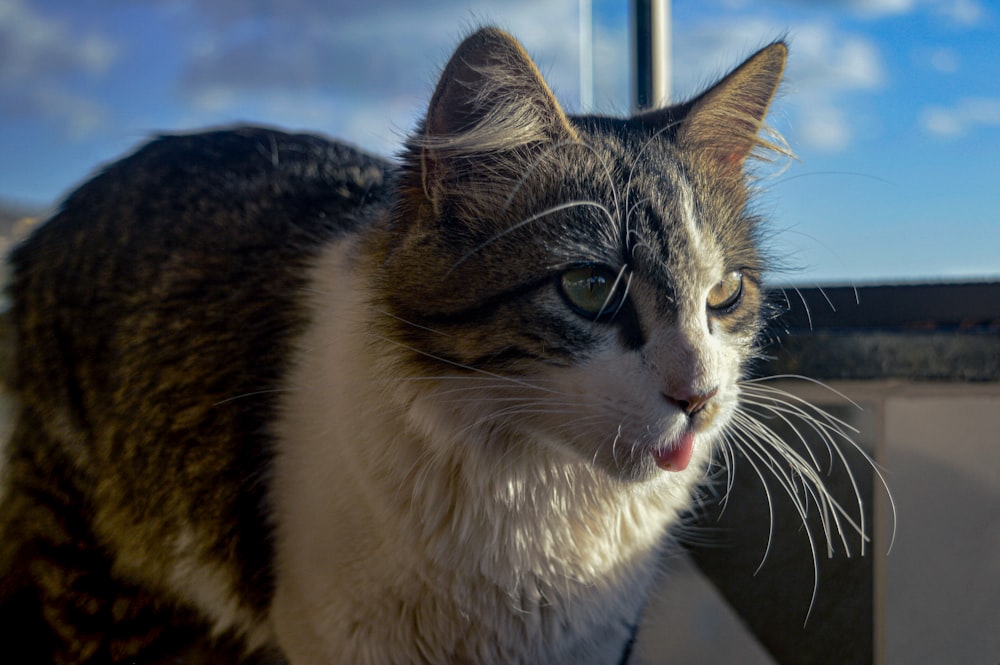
left=269, top=239, right=707, bottom=664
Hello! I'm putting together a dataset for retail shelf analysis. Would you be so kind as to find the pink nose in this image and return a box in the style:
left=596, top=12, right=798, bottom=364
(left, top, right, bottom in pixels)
left=664, top=387, right=718, bottom=417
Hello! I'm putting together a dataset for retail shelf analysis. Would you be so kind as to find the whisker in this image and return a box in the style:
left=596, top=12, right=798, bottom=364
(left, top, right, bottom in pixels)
left=500, top=140, right=581, bottom=211
left=741, top=377, right=897, bottom=552
left=725, top=418, right=824, bottom=622
left=739, top=394, right=852, bottom=481
left=724, top=367, right=908, bottom=624
left=212, top=388, right=291, bottom=406
left=730, top=413, right=817, bottom=526
left=738, top=394, right=868, bottom=553
left=713, top=440, right=738, bottom=514
left=743, top=374, right=861, bottom=409
left=733, top=407, right=864, bottom=556
left=371, top=308, right=454, bottom=338
left=500, top=140, right=621, bottom=225
left=596, top=265, right=632, bottom=320
left=372, top=335, right=564, bottom=396
left=622, top=122, right=681, bottom=221
left=448, top=200, right=616, bottom=274
left=722, top=428, right=778, bottom=573
left=785, top=286, right=814, bottom=331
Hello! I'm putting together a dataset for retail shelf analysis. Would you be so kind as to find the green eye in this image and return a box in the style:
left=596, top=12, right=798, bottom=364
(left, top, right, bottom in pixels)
left=707, top=270, right=744, bottom=311
left=560, top=265, right=625, bottom=319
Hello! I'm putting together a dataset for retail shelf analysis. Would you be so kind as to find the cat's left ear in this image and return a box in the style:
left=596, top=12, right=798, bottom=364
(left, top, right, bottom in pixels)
left=645, top=42, right=787, bottom=176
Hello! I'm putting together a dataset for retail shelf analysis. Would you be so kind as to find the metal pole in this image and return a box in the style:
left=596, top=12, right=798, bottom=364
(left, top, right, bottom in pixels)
left=631, top=0, right=671, bottom=112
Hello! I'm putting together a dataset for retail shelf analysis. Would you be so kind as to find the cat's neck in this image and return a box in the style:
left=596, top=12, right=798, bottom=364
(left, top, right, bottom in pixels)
left=269, top=237, right=701, bottom=661
left=306, top=240, right=689, bottom=559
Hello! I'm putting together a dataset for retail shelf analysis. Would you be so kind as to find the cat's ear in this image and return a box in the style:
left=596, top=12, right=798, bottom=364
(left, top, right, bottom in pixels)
left=654, top=42, right=787, bottom=176
left=416, top=28, right=578, bottom=206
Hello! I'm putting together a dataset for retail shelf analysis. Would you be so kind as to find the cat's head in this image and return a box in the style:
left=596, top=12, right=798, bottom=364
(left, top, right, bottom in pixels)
left=370, top=28, right=786, bottom=483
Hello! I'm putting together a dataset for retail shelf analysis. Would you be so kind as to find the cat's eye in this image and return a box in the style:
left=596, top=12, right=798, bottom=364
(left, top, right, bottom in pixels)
left=707, top=270, right=744, bottom=311
left=560, top=265, right=625, bottom=319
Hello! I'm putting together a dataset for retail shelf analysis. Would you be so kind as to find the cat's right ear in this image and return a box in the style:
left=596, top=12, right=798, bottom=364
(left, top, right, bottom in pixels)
left=414, top=28, right=579, bottom=209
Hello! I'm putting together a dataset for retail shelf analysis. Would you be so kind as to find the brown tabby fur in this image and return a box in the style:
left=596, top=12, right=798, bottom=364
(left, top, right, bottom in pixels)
left=0, top=27, right=790, bottom=664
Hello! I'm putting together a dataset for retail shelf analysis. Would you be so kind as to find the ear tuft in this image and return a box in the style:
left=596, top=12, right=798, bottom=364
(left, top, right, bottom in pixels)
left=422, top=28, right=577, bottom=149
left=677, top=41, right=788, bottom=175
left=412, top=28, right=578, bottom=211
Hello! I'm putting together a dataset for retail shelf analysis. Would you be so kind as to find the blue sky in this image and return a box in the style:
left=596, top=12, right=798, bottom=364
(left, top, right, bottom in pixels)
left=1, top=0, right=997, bottom=284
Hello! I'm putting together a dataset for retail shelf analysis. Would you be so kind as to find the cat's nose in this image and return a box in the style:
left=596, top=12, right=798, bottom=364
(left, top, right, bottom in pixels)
left=664, top=387, right=718, bottom=417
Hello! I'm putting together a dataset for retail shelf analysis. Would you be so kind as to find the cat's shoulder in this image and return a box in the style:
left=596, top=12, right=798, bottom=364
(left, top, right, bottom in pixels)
left=10, top=126, right=393, bottom=282
left=122, top=125, right=393, bottom=198
left=95, top=125, right=391, bottom=192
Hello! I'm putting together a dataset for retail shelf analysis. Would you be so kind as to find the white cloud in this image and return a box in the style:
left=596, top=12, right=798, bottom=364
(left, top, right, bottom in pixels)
left=933, top=0, right=985, bottom=25
left=839, top=0, right=987, bottom=24
left=0, top=0, right=117, bottom=136
left=0, top=2, right=117, bottom=79
left=929, top=47, right=960, bottom=73
left=920, top=98, right=1000, bottom=137
left=797, top=105, right=853, bottom=151
left=851, top=0, right=918, bottom=17
left=174, top=0, right=583, bottom=99
left=779, top=23, right=883, bottom=150
left=788, top=23, right=883, bottom=91
left=732, top=0, right=986, bottom=23
left=2, top=1, right=897, bottom=155
left=851, top=0, right=987, bottom=24
left=670, top=17, right=884, bottom=152
left=714, top=0, right=914, bottom=14
left=57, top=1, right=888, bottom=156
left=671, top=18, right=783, bottom=97
left=167, top=0, right=604, bottom=153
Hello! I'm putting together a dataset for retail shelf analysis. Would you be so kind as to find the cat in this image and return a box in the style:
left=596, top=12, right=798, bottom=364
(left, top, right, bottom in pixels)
left=0, top=26, right=852, bottom=665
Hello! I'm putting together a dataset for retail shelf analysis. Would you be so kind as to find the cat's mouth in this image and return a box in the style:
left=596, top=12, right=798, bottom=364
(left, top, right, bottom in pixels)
left=651, top=430, right=696, bottom=472
left=649, top=398, right=726, bottom=473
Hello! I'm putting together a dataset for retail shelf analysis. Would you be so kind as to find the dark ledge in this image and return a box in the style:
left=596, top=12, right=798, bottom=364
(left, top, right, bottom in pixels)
left=756, top=282, right=1000, bottom=382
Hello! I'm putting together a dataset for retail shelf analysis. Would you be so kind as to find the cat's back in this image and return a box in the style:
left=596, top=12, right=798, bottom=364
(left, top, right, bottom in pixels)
left=9, top=126, right=391, bottom=411
left=11, top=126, right=390, bottom=300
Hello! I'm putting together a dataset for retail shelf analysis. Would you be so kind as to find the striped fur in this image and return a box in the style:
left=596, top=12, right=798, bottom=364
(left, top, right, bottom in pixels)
left=1, top=28, right=789, bottom=664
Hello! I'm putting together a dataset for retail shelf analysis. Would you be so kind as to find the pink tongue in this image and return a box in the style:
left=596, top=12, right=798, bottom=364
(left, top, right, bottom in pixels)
left=653, top=431, right=695, bottom=472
